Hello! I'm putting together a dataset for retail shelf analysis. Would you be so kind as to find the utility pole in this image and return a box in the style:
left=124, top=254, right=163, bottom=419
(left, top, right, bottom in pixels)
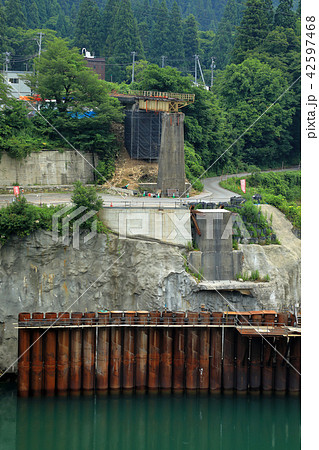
left=131, top=51, right=136, bottom=83
left=194, top=54, right=198, bottom=84
left=4, top=52, right=10, bottom=72
left=194, top=54, right=206, bottom=86
left=36, top=32, right=44, bottom=58
left=210, top=57, right=216, bottom=88
left=197, top=56, right=206, bottom=86
left=161, top=55, right=166, bottom=68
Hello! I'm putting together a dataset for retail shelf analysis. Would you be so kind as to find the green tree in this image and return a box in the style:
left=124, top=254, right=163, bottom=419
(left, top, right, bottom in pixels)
left=198, top=30, right=215, bottom=73
left=56, top=12, right=72, bottom=38
left=184, top=141, right=204, bottom=191
left=0, top=74, right=11, bottom=105
left=215, top=57, right=295, bottom=167
left=74, top=0, right=102, bottom=55
left=166, top=1, right=185, bottom=65
left=0, top=96, right=42, bottom=159
left=150, top=0, right=170, bottom=64
left=71, top=181, right=103, bottom=211
left=0, top=6, right=7, bottom=53
left=5, top=0, right=26, bottom=28
left=274, top=0, right=295, bottom=29
left=27, top=37, right=123, bottom=178
left=106, top=0, right=144, bottom=82
left=28, top=1, right=40, bottom=29
left=134, top=0, right=152, bottom=59
left=183, top=14, right=199, bottom=70
left=210, top=0, right=244, bottom=70
left=132, top=63, right=192, bottom=92
left=263, top=0, right=274, bottom=29
left=231, top=0, right=270, bottom=64
left=102, top=0, right=119, bottom=54
left=36, top=0, right=47, bottom=24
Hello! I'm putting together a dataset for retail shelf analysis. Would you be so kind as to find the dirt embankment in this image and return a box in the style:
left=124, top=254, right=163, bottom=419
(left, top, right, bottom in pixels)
left=108, top=123, right=158, bottom=190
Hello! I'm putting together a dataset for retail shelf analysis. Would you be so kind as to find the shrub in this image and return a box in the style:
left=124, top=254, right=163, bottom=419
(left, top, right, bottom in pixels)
left=0, top=197, right=60, bottom=244
left=71, top=181, right=103, bottom=212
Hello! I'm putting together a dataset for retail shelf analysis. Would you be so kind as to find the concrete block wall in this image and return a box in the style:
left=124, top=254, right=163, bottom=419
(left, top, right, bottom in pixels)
left=99, top=207, right=192, bottom=246
left=190, top=209, right=243, bottom=280
left=0, top=150, right=96, bottom=186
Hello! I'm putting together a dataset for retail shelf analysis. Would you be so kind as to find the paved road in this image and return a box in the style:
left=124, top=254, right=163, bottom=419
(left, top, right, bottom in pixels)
left=202, top=167, right=300, bottom=202
left=0, top=167, right=299, bottom=207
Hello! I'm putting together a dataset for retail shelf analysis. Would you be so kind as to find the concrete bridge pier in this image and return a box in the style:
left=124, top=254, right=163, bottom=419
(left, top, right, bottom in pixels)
left=157, top=113, right=186, bottom=197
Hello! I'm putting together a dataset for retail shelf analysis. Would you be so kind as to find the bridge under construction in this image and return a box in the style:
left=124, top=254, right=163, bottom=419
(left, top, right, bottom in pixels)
left=110, top=90, right=195, bottom=197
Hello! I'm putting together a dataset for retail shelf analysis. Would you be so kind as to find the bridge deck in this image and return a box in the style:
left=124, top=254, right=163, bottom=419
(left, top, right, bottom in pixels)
left=110, top=90, right=195, bottom=112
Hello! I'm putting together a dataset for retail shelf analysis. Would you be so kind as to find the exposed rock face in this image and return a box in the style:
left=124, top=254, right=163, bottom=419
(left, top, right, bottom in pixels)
left=0, top=231, right=192, bottom=371
left=239, top=205, right=301, bottom=311
left=0, top=204, right=300, bottom=371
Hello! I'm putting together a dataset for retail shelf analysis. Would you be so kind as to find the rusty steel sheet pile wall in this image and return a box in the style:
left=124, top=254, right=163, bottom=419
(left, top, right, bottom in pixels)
left=43, top=312, right=57, bottom=396
left=69, top=312, right=83, bottom=395
left=17, top=310, right=301, bottom=397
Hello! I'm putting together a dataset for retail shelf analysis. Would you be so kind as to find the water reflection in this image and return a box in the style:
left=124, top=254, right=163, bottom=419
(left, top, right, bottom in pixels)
left=1, top=385, right=301, bottom=450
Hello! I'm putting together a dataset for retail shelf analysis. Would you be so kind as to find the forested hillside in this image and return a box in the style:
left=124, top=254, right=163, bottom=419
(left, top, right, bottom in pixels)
left=0, top=0, right=301, bottom=183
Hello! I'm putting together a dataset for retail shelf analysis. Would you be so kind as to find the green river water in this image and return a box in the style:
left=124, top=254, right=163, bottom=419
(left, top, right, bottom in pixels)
left=0, top=383, right=300, bottom=450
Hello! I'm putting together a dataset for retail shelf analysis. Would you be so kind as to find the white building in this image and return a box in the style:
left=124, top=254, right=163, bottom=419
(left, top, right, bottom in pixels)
left=3, top=71, right=32, bottom=100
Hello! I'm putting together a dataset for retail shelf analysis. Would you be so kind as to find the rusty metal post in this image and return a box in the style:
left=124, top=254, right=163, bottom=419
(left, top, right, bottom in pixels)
left=236, top=333, right=248, bottom=393
left=199, top=311, right=210, bottom=392
left=82, top=312, right=96, bottom=393
left=210, top=314, right=222, bottom=393
left=288, top=337, right=301, bottom=394
left=57, top=312, right=70, bottom=395
left=262, top=337, right=274, bottom=392
left=160, top=311, right=173, bottom=393
left=276, top=313, right=289, bottom=326
left=223, top=327, right=235, bottom=392
left=135, top=311, right=149, bottom=392
left=18, top=312, right=31, bottom=397
left=110, top=311, right=123, bottom=391
left=274, top=337, right=287, bottom=393
left=123, top=312, right=135, bottom=391
left=251, top=312, right=262, bottom=327
left=96, top=311, right=110, bottom=392
left=186, top=311, right=199, bottom=391
left=263, top=312, right=276, bottom=327
left=250, top=337, right=262, bottom=392
left=43, top=312, right=57, bottom=396
left=69, top=312, right=83, bottom=395
left=148, top=311, right=161, bottom=392
left=173, top=311, right=185, bottom=393
left=30, top=312, right=44, bottom=397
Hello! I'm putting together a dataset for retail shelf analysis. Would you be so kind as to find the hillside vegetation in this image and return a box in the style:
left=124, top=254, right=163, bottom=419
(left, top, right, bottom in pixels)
left=0, top=0, right=301, bottom=184
left=220, top=170, right=301, bottom=229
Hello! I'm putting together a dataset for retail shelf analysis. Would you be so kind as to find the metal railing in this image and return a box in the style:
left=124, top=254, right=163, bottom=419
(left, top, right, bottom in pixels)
left=16, top=313, right=300, bottom=330
left=128, top=90, right=195, bottom=103
left=102, top=201, right=188, bottom=209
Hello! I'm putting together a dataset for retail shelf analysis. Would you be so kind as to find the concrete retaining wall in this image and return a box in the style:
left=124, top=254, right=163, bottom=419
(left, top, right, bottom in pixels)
left=0, top=150, right=96, bottom=186
left=99, top=207, right=192, bottom=246
left=190, top=209, right=243, bottom=280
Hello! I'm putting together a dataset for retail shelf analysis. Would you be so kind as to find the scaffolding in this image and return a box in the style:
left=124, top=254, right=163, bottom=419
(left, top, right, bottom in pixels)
left=124, top=109, right=162, bottom=161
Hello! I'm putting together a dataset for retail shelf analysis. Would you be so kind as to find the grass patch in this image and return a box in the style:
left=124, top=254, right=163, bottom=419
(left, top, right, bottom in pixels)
left=236, top=271, right=270, bottom=282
